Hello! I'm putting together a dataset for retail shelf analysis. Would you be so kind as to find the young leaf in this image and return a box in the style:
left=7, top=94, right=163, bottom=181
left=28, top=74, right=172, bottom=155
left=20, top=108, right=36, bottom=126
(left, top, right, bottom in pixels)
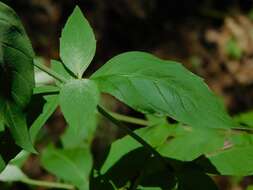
left=41, top=145, right=92, bottom=190
left=59, top=79, right=99, bottom=147
left=60, top=6, right=96, bottom=78
left=92, top=52, right=234, bottom=129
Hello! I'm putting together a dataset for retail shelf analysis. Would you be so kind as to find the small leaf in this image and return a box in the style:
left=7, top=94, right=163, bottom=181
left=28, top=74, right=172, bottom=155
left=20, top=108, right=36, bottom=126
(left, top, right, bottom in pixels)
left=41, top=145, right=92, bottom=190
left=92, top=52, right=234, bottom=129
left=60, top=6, right=96, bottom=78
left=59, top=79, right=99, bottom=147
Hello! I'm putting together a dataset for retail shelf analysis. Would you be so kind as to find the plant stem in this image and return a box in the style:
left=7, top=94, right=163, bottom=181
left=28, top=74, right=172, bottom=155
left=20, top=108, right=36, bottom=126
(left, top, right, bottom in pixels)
left=109, top=112, right=149, bottom=126
left=97, top=105, right=173, bottom=171
left=21, top=178, right=74, bottom=189
left=33, top=60, right=68, bottom=83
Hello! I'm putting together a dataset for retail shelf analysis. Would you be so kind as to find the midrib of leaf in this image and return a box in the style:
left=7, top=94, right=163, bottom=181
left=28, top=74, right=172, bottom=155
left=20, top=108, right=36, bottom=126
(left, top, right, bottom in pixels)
left=126, top=77, right=166, bottom=113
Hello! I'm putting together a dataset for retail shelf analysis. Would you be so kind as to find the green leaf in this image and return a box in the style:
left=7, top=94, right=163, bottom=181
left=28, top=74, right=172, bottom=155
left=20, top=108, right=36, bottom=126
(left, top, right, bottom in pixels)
left=60, top=6, right=96, bottom=78
left=51, top=59, right=74, bottom=86
left=92, top=52, right=234, bottom=129
left=0, top=2, right=35, bottom=152
left=41, top=145, right=92, bottom=190
left=33, top=85, right=59, bottom=95
left=207, top=146, right=253, bottom=175
left=29, top=94, right=58, bottom=142
left=101, top=123, right=225, bottom=174
left=234, top=111, right=253, bottom=127
left=4, top=103, right=35, bottom=152
left=0, top=156, right=5, bottom=172
left=0, top=109, right=4, bottom=132
left=59, top=79, right=99, bottom=147
left=157, top=126, right=225, bottom=161
left=0, top=2, right=34, bottom=108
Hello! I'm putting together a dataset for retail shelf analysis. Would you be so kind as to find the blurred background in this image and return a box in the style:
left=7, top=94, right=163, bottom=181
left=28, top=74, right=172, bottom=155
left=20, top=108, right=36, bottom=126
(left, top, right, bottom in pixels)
left=1, top=0, right=253, bottom=189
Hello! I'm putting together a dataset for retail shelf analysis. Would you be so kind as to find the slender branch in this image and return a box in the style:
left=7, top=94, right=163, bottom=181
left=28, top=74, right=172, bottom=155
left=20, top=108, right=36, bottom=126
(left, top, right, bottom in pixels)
left=109, top=112, right=149, bottom=126
left=97, top=105, right=173, bottom=171
left=33, top=60, right=68, bottom=83
left=21, top=178, right=74, bottom=189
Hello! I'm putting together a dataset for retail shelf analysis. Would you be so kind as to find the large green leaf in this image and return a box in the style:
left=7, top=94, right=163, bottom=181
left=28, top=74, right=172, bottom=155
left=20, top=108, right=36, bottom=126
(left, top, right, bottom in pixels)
left=59, top=79, right=99, bottom=147
left=41, top=145, right=92, bottom=190
left=92, top=52, right=234, bottom=129
left=60, top=6, right=96, bottom=78
left=0, top=2, right=34, bottom=151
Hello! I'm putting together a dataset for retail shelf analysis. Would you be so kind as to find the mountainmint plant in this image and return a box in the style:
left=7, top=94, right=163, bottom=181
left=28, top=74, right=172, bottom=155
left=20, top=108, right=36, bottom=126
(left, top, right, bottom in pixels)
left=0, top=2, right=253, bottom=190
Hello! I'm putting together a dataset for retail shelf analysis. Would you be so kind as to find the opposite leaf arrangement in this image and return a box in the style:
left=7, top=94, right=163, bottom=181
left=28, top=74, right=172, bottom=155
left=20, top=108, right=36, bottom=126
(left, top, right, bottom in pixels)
left=0, top=2, right=253, bottom=190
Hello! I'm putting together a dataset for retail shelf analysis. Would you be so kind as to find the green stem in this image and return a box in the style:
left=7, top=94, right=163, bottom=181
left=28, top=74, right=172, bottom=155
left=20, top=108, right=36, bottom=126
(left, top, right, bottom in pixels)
left=97, top=105, right=173, bottom=171
left=109, top=112, right=149, bottom=126
left=21, top=178, right=74, bottom=189
left=33, top=60, right=68, bottom=83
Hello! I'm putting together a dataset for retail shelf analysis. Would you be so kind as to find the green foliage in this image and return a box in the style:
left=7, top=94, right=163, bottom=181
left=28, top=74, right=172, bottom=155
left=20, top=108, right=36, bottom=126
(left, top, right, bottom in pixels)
left=1, top=2, right=253, bottom=190
left=60, top=6, right=96, bottom=78
left=91, top=52, right=235, bottom=130
left=41, top=145, right=92, bottom=190
left=59, top=79, right=99, bottom=147
left=0, top=1, right=35, bottom=164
